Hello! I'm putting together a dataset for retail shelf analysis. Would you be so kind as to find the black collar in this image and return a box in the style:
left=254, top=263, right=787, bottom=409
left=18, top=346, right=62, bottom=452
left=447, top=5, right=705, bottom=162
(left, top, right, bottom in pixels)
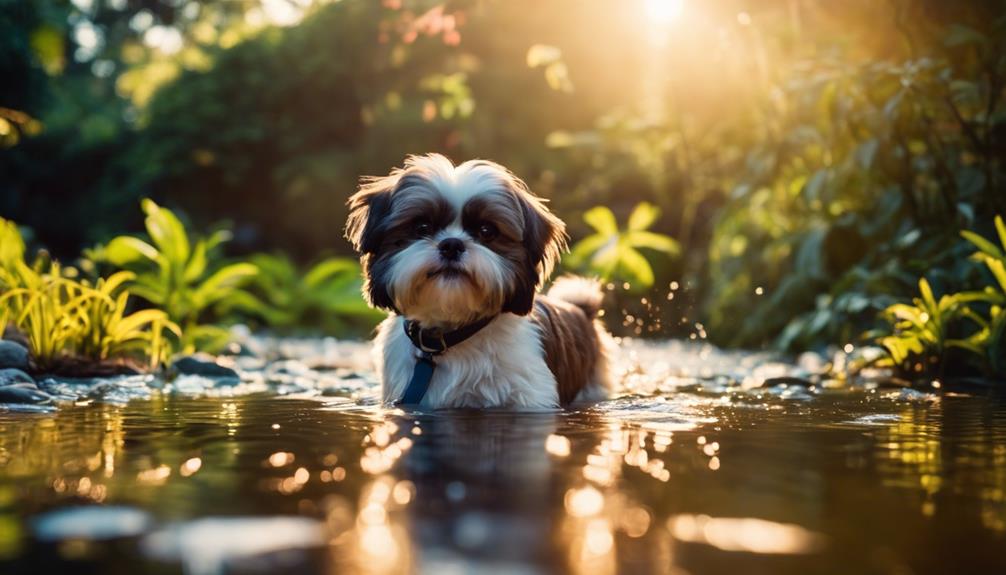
left=402, top=315, right=497, bottom=356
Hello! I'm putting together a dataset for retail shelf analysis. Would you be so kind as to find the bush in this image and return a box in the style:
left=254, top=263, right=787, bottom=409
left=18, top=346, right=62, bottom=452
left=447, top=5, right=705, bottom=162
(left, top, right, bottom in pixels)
left=0, top=217, right=179, bottom=371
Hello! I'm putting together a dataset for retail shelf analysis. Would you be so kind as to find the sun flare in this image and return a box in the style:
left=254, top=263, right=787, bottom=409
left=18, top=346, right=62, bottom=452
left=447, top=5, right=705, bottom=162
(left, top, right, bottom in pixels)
left=643, top=0, right=685, bottom=25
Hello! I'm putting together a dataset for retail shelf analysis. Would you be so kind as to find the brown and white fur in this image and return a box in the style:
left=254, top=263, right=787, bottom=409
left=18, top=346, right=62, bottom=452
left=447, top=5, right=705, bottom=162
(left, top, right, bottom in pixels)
left=345, top=154, right=612, bottom=409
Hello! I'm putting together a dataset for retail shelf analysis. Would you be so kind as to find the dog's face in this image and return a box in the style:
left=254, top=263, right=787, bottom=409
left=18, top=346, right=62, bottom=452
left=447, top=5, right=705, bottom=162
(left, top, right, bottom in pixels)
left=345, top=154, right=567, bottom=327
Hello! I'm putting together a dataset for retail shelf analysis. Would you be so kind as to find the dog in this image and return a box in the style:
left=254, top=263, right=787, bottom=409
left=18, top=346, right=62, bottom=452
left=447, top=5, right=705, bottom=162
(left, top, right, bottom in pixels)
left=345, top=154, right=612, bottom=409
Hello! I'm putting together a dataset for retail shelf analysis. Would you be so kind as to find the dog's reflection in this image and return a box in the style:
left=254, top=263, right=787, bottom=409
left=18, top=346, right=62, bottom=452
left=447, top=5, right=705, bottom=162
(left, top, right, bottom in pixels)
left=390, top=410, right=562, bottom=572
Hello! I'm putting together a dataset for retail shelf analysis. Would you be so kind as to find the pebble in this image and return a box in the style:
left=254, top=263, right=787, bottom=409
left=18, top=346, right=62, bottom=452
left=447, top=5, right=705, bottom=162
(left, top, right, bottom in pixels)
left=0, top=368, right=34, bottom=387
left=173, top=354, right=241, bottom=380
left=0, top=340, right=30, bottom=370
left=0, top=384, right=52, bottom=404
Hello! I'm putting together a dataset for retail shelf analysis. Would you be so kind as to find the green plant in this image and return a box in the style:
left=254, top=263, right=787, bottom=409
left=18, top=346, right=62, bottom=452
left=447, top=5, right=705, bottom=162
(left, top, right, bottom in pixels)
left=94, top=199, right=257, bottom=353
left=76, top=271, right=181, bottom=369
left=0, top=217, right=180, bottom=370
left=878, top=216, right=1006, bottom=379
left=0, top=218, right=25, bottom=270
left=567, top=202, right=679, bottom=290
left=707, top=17, right=1005, bottom=349
left=956, top=215, right=1006, bottom=374
left=0, top=260, right=92, bottom=369
left=222, top=253, right=383, bottom=335
left=877, top=278, right=983, bottom=377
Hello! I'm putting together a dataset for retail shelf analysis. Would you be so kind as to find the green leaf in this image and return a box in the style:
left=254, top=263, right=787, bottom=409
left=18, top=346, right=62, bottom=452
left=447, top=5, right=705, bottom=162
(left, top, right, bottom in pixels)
left=945, top=24, right=988, bottom=47
left=142, top=198, right=191, bottom=267
left=961, top=230, right=1003, bottom=259
left=99, top=271, right=136, bottom=296
left=583, top=206, right=618, bottom=236
left=986, top=258, right=1006, bottom=294
left=29, top=25, right=65, bottom=75
left=104, top=236, right=160, bottom=265
left=204, top=229, right=233, bottom=253
left=567, top=234, right=610, bottom=267
left=588, top=240, right=620, bottom=279
left=918, top=278, right=938, bottom=314
left=184, top=240, right=208, bottom=282
left=184, top=324, right=232, bottom=354
left=112, top=309, right=170, bottom=339
left=617, top=246, right=655, bottom=287
left=996, top=215, right=1006, bottom=252
left=627, top=202, right=660, bottom=232
left=626, top=230, right=680, bottom=255
left=303, top=258, right=358, bottom=288
left=190, top=263, right=258, bottom=308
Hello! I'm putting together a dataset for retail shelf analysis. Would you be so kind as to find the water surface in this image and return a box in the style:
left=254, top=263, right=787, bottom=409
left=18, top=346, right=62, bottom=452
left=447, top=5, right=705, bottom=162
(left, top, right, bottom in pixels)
left=0, top=339, right=1004, bottom=574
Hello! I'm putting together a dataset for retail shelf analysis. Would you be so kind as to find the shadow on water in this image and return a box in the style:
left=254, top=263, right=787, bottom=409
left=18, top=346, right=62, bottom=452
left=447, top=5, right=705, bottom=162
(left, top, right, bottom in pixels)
left=0, top=344, right=1005, bottom=574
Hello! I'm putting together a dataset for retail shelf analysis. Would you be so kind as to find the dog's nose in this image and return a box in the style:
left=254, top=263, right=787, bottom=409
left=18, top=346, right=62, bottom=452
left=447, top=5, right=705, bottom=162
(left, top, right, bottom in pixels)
left=438, top=238, right=466, bottom=261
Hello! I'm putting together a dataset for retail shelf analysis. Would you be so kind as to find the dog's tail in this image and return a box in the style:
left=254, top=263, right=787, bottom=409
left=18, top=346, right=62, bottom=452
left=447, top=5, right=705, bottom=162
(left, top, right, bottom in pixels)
left=547, top=276, right=605, bottom=320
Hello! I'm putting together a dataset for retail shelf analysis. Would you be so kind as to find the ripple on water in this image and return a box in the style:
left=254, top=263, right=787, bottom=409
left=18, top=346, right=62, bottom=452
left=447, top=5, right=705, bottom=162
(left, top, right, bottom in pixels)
left=841, top=413, right=903, bottom=426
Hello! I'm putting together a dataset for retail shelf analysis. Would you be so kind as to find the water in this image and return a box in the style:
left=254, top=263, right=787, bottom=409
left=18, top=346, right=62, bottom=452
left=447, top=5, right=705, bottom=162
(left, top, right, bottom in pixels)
left=0, top=338, right=1004, bottom=574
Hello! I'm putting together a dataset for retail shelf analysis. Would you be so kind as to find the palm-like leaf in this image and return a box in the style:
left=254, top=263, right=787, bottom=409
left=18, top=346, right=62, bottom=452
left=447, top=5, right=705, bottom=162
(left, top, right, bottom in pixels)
left=92, top=199, right=260, bottom=353
left=569, top=202, right=680, bottom=289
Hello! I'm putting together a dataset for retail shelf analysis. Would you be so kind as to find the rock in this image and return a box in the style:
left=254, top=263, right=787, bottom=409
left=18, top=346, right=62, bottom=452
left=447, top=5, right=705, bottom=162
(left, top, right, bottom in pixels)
left=173, top=354, right=240, bottom=379
left=265, top=360, right=312, bottom=377
left=796, top=351, right=827, bottom=375
left=220, top=341, right=258, bottom=357
left=760, top=376, right=813, bottom=388
left=0, top=383, right=52, bottom=404
left=0, top=368, right=34, bottom=387
left=0, top=340, right=30, bottom=370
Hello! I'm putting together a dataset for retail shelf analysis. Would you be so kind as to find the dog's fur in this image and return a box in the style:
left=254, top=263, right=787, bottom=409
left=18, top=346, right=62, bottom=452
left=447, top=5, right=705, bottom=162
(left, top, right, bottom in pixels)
left=346, top=154, right=612, bottom=409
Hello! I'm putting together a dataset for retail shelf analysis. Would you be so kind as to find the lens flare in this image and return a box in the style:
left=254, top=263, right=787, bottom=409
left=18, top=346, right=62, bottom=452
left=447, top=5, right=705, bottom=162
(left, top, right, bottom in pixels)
left=643, top=0, right=684, bottom=25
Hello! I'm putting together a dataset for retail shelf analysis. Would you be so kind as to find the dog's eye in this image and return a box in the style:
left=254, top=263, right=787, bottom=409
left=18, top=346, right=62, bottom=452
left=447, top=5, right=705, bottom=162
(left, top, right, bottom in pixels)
left=476, top=222, right=498, bottom=241
left=414, top=219, right=432, bottom=236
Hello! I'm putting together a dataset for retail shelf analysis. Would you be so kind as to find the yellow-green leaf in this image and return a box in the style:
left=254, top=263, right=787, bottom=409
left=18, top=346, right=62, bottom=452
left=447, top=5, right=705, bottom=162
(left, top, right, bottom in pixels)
left=995, top=215, right=1006, bottom=252
left=961, top=230, right=1003, bottom=259
left=627, top=202, right=660, bottom=232
left=583, top=206, right=618, bottom=236
left=567, top=234, right=610, bottom=267
left=626, top=230, right=680, bottom=254
left=105, top=236, right=159, bottom=265
left=617, top=246, right=655, bottom=287
left=142, top=198, right=190, bottom=267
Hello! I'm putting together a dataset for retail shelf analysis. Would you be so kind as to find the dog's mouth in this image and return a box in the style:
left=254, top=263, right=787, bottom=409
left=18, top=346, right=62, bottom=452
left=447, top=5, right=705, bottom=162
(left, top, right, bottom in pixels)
left=427, top=265, right=472, bottom=282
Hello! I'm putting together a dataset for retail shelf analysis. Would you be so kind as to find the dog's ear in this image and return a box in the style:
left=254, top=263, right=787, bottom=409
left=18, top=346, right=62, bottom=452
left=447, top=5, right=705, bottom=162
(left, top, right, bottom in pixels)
left=345, top=174, right=396, bottom=254
left=346, top=174, right=398, bottom=311
left=503, top=178, right=568, bottom=316
left=361, top=253, right=397, bottom=311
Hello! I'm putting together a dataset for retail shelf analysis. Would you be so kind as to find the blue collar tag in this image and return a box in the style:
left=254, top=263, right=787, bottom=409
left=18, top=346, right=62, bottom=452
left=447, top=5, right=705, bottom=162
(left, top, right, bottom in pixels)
left=397, top=352, right=436, bottom=407
left=396, top=315, right=497, bottom=407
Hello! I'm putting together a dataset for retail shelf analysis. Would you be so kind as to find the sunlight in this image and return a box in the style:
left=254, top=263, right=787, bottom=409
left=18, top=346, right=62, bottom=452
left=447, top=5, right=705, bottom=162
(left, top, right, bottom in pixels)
left=643, top=0, right=685, bottom=25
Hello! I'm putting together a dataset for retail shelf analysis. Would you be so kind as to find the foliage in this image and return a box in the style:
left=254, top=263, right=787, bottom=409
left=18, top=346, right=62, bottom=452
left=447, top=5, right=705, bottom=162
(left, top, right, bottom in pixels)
left=90, top=199, right=257, bottom=353
left=0, top=218, right=179, bottom=370
left=705, top=14, right=1006, bottom=350
left=221, top=253, right=383, bottom=335
left=567, top=202, right=679, bottom=290
left=75, top=271, right=180, bottom=368
left=877, top=278, right=983, bottom=378
left=878, top=216, right=1006, bottom=379
left=0, top=260, right=93, bottom=369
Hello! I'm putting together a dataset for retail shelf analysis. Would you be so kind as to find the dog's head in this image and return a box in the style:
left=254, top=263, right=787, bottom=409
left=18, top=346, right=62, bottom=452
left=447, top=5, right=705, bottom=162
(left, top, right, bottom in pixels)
left=345, top=154, right=567, bottom=327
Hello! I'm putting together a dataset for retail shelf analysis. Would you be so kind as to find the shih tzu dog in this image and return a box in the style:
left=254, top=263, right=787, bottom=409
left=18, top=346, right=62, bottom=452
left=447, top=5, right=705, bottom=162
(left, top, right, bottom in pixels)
left=345, top=153, right=612, bottom=409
